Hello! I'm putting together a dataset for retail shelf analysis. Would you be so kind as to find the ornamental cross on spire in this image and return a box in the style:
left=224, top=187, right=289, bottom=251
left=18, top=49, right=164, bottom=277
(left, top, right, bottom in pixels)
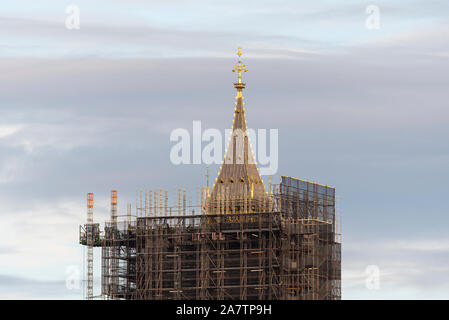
left=232, top=46, right=247, bottom=84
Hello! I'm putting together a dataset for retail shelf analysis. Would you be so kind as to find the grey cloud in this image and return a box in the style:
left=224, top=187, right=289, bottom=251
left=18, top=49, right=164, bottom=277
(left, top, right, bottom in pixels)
left=0, top=14, right=321, bottom=59
left=0, top=274, right=80, bottom=299
left=343, top=238, right=449, bottom=299
left=0, top=246, right=18, bottom=254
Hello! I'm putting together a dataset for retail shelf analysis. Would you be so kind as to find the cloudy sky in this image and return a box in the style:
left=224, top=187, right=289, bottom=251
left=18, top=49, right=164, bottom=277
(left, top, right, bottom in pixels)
left=1, top=0, right=448, bottom=299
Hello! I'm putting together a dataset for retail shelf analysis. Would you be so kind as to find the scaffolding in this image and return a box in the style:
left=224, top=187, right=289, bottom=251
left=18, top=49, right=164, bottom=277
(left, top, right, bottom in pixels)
left=101, top=220, right=136, bottom=299
left=81, top=176, right=341, bottom=300
left=79, top=48, right=341, bottom=300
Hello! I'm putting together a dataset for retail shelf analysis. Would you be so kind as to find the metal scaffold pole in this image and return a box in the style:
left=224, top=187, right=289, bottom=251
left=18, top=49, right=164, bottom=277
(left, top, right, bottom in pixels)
left=111, top=190, right=118, bottom=299
left=86, top=192, right=94, bottom=300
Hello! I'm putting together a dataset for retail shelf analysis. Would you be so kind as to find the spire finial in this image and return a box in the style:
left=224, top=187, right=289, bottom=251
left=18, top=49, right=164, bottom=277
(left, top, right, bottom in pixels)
left=237, top=46, right=242, bottom=60
left=232, top=46, right=247, bottom=84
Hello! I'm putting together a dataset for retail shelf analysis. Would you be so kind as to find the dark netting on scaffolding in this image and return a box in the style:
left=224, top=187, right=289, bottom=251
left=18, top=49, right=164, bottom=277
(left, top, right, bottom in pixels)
left=102, top=220, right=137, bottom=300
left=280, top=176, right=335, bottom=224
left=132, top=211, right=283, bottom=300
left=278, top=176, right=341, bottom=300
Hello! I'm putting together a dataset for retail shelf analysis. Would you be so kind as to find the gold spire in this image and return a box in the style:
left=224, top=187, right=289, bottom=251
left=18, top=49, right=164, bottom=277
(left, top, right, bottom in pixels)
left=232, top=46, right=247, bottom=84
left=207, top=47, right=267, bottom=215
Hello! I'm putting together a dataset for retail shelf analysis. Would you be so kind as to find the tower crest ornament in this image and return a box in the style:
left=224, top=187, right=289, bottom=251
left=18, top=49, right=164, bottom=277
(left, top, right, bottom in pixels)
left=232, top=46, right=247, bottom=84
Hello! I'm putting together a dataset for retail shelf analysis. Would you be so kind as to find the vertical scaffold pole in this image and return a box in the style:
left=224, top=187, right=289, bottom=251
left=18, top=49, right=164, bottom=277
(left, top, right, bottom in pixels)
left=86, top=192, right=94, bottom=300
left=111, top=190, right=118, bottom=298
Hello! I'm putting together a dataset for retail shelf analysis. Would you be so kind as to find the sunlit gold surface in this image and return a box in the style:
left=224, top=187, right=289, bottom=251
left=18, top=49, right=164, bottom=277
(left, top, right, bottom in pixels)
left=232, top=46, right=247, bottom=84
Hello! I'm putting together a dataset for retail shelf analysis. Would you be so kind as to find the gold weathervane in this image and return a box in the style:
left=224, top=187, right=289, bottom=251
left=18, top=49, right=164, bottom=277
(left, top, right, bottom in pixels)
left=232, top=46, right=247, bottom=84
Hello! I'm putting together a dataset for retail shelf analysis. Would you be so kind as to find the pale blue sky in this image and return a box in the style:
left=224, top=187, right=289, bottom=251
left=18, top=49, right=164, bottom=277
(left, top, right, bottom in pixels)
left=0, top=1, right=448, bottom=299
